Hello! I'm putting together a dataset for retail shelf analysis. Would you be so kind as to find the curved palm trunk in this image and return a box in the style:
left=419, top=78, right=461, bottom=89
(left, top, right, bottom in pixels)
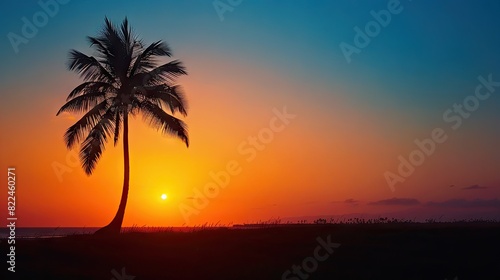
left=95, top=113, right=130, bottom=235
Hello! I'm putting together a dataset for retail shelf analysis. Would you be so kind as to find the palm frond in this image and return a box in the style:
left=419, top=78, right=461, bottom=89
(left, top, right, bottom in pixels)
left=120, top=17, right=132, bottom=51
left=135, top=84, right=187, bottom=116
left=97, top=17, right=133, bottom=83
left=68, top=50, right=115, bottom=82
left=63, top=100, right=110, bottom=149
left=140, top=101, right=189, bottom=147
left=135, top=60, right=187, bottom=86
left=130, top=41, right=172, bottom=75
left=66, top=81, right=117, bottom=101
left=79, top=108, right=116, bottom=175
left=87, top=36, right=112, bottom=61
left=57, top=91, right=107, bottom=115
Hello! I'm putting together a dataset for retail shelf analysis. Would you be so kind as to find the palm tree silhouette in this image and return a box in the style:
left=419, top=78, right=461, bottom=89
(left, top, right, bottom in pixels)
left=57, top=18, right=189, bottom=235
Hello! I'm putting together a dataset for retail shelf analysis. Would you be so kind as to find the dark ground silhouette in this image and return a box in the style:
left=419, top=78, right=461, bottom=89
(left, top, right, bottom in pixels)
left=2, top=222, right=499, bottom=279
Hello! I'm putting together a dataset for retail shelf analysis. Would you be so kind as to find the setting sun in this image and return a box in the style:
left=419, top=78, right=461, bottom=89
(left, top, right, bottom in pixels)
left=161, top=194, right=167, bottom=200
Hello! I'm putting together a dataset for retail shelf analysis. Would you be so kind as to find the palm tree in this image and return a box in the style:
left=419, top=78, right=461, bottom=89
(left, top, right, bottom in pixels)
left=56, top=18, right=189, bottom=235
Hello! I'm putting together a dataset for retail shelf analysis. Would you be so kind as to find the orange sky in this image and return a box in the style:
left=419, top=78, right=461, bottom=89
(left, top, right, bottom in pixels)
left=1, top=52, right=499, bottom=227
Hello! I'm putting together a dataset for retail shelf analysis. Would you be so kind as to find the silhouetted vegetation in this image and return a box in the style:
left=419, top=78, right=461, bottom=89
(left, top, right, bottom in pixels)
left=3, top=222, right=499, bottom=279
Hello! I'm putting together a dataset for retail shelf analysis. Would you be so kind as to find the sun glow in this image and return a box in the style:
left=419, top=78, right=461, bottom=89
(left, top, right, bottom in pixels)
left=161, top=194, right=167, bottom=200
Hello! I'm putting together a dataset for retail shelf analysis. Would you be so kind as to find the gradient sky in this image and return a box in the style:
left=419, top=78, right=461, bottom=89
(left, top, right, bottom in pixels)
left=1, top=0, right=500, bottom=227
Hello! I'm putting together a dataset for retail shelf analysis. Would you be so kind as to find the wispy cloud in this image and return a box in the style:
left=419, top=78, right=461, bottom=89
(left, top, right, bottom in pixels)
left=331, top=198, right=359, bottom=206
left=426, top=198, right=500, bottom=208
left=461, top=184, right=488, bottom=190
left=369, top=198, right=420, bottom=206
left=344, top=198, right=359, bottom=206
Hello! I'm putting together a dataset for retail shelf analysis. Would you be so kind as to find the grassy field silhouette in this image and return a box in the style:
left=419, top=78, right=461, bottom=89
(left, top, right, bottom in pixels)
left=2, top=221, right=499, bottom=279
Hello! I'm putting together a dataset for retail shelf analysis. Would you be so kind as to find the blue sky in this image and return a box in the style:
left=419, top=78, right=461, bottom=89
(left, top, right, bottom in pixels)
left=2, top=0, right=500, bottom=118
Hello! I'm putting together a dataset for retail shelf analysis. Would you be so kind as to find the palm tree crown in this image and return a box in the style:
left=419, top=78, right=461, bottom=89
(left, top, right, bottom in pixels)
left=57, top=17, right=189, bottom=175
